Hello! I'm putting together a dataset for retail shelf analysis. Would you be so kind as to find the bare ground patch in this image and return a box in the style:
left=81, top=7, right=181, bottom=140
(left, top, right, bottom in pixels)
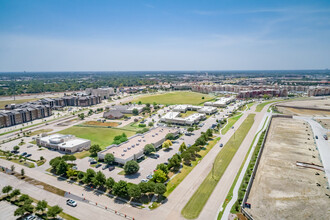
left=246, top=117, right=330, bottom=220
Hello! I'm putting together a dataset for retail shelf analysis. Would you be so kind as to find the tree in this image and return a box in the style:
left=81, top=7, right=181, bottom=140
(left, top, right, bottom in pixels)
left=152, top=170, right=167, bottom=183
left=10, top=165, right=15, bottom=172
left=77, top=171, right=85, bottom=180
left=104, top=153, right=115, bottom=165
left=13, top=146, right=19, bottom=152
left=138, top=101, right=142, bottom=105
left=138, top=182, right=149, bottom=194
left=168, top=154, right=181, bottom=171
left=156, top=163, right=169, bottom=175
left=2, top=185, right=13, bottom=196
left=179, top=142, right=187, bottom=153
left=162, top=141, right=169, bottom=149
left=36, top=200, right=48, bottom=214
left=62, top=155, right=76, bottom=163
left=147, top=181, right=156, bottom=193
left=144, top=144, right=155, bottom=155
left=154, top=183, right=166, bottom=196
left=124, top=160, right=139, bottom=174
left=49, top=157, right=62, bottom=169
left=19, top=194, right=30, bottom=202
left=14, top=207, right=25, bottom=218
left=66, top=169, right=77, bottom=179
left=148, top=122, right=154, bottom=127
left=112, top=180, right=128, bottom=197
left=78, top=113, right=85, bottom=120
left=128, top=184, right=141, bottom=199
left=92, top=171, right=106, bottom=187
left=165, top=133, right=175, bottom=140
left=202, top=96, right=205, bottom=99
left=47, top=205, right=63, bottom=218
left=187, top=127, right=194, bottom=132
left=10, top=189, right=20, bottom=200
left=132, top=108, right=139, bottom=115
left=89, top=144, right=101, bottom=157
left=56, top=160, right=68, bottom=175
left=206, top=129, right=213, bottom=137
left=83, top=168, right=96, bottom=184
left=106, top=177, right=115, bottom=190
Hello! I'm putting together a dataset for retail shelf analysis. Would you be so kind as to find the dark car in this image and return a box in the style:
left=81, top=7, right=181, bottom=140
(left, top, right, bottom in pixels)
left=220, top=143, right=223, bottom=147
left=95, top=164, right=102, bottom=168
left=108, top=166, right=115, bottom=171
left=90, top=160, right=97, bottom=164
left=315, top=135, right=318, bottom=139
left=26, top=154, right=32, bottom=157
left=21, top=152, right=27, bottom=156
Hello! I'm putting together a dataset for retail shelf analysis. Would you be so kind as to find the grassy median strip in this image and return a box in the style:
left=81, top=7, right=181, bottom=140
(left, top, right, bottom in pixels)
left=255, top=99, right=285, bottom=112
left=221, top=113, right=243, bottom=135
left=181, top=114, right=255, bottom=219
left=164, top=137, right=220, bottom=197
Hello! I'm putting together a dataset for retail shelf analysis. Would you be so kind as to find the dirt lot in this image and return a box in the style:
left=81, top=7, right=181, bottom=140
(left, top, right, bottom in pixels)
left=247, top=117, right=330, bottom=220
left=277, top=98, right=330, bottom=116
left=316, top=119, right=330, bottom=129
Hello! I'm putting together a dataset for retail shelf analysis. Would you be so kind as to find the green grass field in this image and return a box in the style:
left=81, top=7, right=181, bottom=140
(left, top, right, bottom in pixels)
left=131, top=91, right=215, bottom=105
left=0, top=98, right=39, bottom=109
left=221, top=113, right=243, bottom=135
left=58, top=126, right=135, bottom=149
left=181, top=114, right=255, bottom=219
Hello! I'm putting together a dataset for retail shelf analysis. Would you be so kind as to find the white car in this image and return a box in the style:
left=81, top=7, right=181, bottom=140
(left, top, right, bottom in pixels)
left=141, top=179, right=148, bottom=183
left=66, top=199, right=77, bottom=207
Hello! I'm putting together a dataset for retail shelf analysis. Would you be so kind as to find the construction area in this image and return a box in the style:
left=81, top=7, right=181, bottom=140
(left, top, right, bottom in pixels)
left=246, top=117, right=330, bottom=220
left=276, top=98, right=330, bottom=116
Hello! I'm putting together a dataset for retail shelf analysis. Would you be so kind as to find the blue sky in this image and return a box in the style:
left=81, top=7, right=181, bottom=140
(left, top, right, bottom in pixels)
left=0, top=0, right=330, bottom=71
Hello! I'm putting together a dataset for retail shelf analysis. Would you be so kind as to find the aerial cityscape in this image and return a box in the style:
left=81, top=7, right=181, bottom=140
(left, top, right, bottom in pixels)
left=0, top=1, right=330, bottom=220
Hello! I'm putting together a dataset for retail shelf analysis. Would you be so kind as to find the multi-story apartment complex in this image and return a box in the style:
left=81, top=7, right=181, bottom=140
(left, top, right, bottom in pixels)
left=0, top=103, right=52, bottom=128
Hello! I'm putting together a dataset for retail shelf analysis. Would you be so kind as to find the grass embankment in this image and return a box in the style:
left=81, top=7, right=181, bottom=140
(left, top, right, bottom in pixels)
left=131, top=91, right=215, bottom=105
left=217, top=116, right=269, bottom=219
left=164, top=137, right=220, bottom=197
left=221, top=113, right=243, bottom=135
left=255, top=99, right=284, bottom=112
left=58, top=126, right=135, bottom=149
left=27, top=129, right=53, bottom=136
left=181, top=114, right=255, bottom=219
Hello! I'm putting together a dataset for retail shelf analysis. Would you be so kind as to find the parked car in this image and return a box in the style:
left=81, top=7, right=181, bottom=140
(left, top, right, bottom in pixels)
left=72, top=166, right=78, bottom=170
left=315, top=135, right=318, bottom=139
left=154, top=154, right=160, bottom=158
left=90, top=160, right=97, bottom=164
left=108, top=166, right=115, bottom=171
left=66, top=199, right=77, bottom=207
left=88, top=158, right=94, bottom=162
left=95, top=164, right=102, bottom=168
left=220, top=143, right=223, bottom=147
left=21, top=152, right=27, bottom=156
left=24, top=215, right=36, bottom=220
left=146, top=174, right=153, bottom=179
left=141, top=179, right=148, bottom=183
left=102, top=165, right=109, bottom=170
left=26, top=154, right=32, bottom=157
left=164, top=162, right=168, bottom=165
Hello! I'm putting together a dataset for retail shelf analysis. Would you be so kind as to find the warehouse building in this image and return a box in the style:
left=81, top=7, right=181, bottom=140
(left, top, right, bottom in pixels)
left=160, top=111, right=206, bottom=125
left=204, top=96, right=236, bottom=107
left=98, top=127, right=179, bottom=164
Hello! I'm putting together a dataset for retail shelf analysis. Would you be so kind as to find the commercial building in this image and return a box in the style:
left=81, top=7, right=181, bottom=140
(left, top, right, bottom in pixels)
left=160, top=111, right=206, bottom=126
left=85, top=87, right=115, bottom=99
left=103, top=110, right=124, bottom=119
left=204, top=96, right=236, bottom=107
left=36, top=134, right=91, bottom=153
left=98, top=127, right=179, bottom=164
left=109, top=104, right=144, bottom=114
left=172, top=105, right=217, bottom=115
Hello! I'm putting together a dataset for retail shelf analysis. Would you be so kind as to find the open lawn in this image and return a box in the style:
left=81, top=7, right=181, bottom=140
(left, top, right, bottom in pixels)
left=181, top=114, right=255, bottom=219
left=27, top=129, right=53, bottom=137
left=164, top=137, right=220, bottom=197
left=58, top=126, right=135, bottom=149
left=131, top=91, right=215, bottom=105
left=221, top=113, right=243, bottom=135
left=0, top=98, right=39, bottom=109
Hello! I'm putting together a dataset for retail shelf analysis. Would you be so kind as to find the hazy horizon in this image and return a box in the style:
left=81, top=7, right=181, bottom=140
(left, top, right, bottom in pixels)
left=1, top=0, right=330, bottom=72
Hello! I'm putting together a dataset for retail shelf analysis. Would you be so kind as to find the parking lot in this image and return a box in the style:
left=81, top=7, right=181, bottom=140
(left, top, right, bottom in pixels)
left=0, top=201, right=17, bottom=220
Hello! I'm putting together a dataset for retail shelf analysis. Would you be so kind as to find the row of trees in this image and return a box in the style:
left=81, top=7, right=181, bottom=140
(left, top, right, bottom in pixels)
left=2, top=186, right=62, bottom=219
left=49, top=155, right=76, bottom=175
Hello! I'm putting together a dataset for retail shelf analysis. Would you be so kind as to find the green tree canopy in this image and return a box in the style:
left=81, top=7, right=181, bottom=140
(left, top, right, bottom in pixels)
left=124, top=160, right=140, bottom=175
